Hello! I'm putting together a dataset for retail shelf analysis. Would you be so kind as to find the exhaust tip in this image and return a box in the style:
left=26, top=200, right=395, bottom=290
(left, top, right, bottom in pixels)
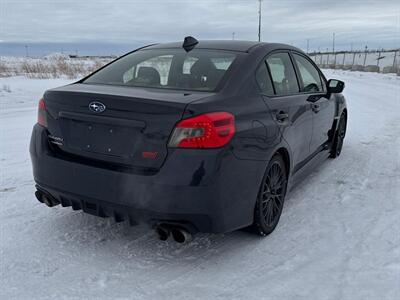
left=171, top=228, right=192, bottom=244
left=35, top=190, right=44, bottom=203
left=156, top=226, right=170, bottom=241
left=35, top=190, right=59, bottom=207
left=42, top=195, right=55, bottom=207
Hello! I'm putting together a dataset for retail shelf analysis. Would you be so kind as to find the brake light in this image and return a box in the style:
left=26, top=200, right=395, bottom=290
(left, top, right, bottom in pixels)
left=37, top=98, right=47, bottom=127
left=168, top=112, right=235, bottom=148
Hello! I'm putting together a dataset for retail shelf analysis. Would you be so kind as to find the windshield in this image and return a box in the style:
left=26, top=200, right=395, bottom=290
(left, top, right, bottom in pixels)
left=83, top=49, right=237, bottom=92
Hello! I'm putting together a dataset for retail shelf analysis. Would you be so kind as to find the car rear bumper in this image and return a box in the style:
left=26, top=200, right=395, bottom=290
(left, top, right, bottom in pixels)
left=30, top=124, right=266, bottom=233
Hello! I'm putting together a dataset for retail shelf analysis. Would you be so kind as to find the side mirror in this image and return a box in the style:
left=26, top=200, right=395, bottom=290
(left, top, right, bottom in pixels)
left=327, top=79, right=345, bottom=93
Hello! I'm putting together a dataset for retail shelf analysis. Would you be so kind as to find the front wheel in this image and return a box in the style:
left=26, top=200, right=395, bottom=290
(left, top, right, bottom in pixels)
left=330, top=112, right=347, bottom=158
left=252, top=154, right=288, bottom=236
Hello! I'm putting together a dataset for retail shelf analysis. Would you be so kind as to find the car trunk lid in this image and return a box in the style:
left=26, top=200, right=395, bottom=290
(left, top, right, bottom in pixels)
left=44, top=83, right=213, bottom=170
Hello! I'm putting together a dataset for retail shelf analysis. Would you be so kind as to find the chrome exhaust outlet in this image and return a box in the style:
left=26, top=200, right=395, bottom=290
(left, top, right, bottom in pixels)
left=155, top=225, right=171, bottom=241
left=171, top=228, right=192, bottom=244
left=42, top=194, right=57, bottom=207
left=35, top=190, right=59, bottom=207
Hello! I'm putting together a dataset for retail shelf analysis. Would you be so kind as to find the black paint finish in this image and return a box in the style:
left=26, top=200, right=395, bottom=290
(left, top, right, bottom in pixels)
left=30, top=40, right=347, bottom=234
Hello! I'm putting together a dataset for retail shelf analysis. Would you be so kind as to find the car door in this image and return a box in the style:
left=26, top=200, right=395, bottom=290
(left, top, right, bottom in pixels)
left=291, top=52, right=336, bottom=153
left=257, top=51, right=313, bottom=171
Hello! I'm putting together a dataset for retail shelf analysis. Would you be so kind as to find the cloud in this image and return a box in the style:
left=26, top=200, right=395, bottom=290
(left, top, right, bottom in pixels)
left=1, top=0, right=399, bottom=50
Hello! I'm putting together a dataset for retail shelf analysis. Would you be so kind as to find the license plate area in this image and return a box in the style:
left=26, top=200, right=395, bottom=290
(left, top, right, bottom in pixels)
left=66, top=120, right=135, bottom=157
left=58, top=111, right=145, bottom=159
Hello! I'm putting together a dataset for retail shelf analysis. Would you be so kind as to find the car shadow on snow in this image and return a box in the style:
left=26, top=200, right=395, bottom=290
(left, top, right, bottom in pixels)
left=44, top=208, right=264, bottom=264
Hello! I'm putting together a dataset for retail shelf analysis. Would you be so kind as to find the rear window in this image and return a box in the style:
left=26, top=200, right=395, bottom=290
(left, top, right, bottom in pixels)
left=84, top=49, right=237, bottom=92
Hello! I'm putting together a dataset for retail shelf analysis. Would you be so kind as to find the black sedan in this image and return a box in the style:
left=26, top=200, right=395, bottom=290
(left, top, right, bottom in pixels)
left=30, top=37, right=347, bottom=243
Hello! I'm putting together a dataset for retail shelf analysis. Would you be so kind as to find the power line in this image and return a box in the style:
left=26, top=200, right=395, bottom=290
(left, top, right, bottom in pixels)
left=332, top=33, right=335, bottom=53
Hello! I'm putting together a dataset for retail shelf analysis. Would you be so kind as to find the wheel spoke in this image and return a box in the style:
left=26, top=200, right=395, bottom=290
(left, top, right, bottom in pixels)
left=262, top=188, right=271, bottom=195
left=274, top=194, right=283, bottom=206
left=264, top=202, right=272, bottom=220
left=274, top=176, right=285, bottom=189
left=273, top=199, right=281, bottom=212
left=274, top=165, right=280, bottom=181
left=266, top=205, right=273, bottom=225
left=263, top=206, right=269, bottom=217
left=266, top=173, right=272, bottom=184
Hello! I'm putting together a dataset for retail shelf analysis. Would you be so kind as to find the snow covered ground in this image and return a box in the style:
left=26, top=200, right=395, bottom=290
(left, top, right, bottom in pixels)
left=0, top=71, right=399, bottom=300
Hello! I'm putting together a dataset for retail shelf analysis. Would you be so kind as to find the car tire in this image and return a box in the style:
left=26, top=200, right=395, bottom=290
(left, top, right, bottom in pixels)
left=252, top=154, right=288, bottom=236
left=330, top=112, right=347, bottom=158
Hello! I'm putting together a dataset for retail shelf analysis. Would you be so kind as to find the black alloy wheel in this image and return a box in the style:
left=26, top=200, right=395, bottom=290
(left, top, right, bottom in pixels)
left=330, top=112, right=347, bottom=158
left=253, top=154, right=287, bottom=236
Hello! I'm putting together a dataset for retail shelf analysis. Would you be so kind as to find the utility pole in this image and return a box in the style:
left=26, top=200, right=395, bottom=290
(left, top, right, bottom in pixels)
left=377, top=50, right=381, bottom=67
left=258, top=0, right=262, bottom=42
left=332, top=33, right=335, bottom=53
left=24, top=45, right=29, bottom=57
left=334, top=52, right=337, bottom=68
left=326, top=48, right=330, bottom=66
left=363, top=45, right=368, bottom=66
left=232, top=32, right=235, bottom=40
left=306, top=39, right=309, bottom=54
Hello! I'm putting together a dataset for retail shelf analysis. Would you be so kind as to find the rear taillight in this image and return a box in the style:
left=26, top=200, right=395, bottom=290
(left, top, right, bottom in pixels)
left=168, top=112, right=235, bottom=148
left=37, top=98, right=47, bottom=127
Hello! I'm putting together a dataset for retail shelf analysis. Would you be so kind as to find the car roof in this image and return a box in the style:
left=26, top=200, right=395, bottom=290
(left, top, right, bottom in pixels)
left=143, top=40, right=302, bottom=53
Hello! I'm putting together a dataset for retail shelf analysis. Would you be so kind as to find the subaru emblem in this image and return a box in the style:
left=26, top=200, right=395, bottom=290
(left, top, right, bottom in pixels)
left=89, top=101, right=106, bottom=113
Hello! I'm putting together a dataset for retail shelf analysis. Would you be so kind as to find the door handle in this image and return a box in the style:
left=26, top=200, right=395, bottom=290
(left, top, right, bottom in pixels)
left=311, top=104, right=320, bottom=113
left=276, top=111, right=289, bottom=122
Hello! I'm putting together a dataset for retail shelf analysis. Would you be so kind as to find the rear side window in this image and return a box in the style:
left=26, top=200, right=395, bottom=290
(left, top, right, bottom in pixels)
left=293, top=53, right=324, bottom=93
left=256, top=62, right=274, bottom=95
left=183, top=57, right=198, bottom=74
left=84, top=49, right=236, bottom=92
left=266, top=53, right=299, bottom=95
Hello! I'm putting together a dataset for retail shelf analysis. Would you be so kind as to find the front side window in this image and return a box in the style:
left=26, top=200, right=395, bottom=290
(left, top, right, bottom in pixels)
left=84, top=49, right=237, bottom=92
left=266, top=53, right=299, bottom=95
left=293, top=53, right=324, bottom=93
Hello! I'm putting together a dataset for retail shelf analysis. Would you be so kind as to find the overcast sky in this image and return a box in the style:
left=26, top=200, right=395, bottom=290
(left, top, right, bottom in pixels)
left=1, top=0, right=399, bottom=51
